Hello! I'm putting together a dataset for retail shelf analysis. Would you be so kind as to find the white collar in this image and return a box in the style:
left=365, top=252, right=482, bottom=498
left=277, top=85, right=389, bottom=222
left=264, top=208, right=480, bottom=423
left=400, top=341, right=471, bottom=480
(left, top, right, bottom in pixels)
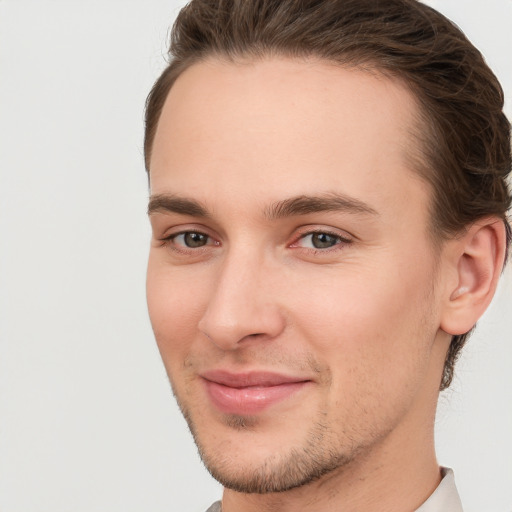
left=415, top=468, right=464, bottom=511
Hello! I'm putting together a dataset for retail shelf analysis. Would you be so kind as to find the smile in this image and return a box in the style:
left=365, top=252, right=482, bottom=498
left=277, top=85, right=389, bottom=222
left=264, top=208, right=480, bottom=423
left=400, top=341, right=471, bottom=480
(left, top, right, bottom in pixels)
left=201, top=370, right=311, bottom=415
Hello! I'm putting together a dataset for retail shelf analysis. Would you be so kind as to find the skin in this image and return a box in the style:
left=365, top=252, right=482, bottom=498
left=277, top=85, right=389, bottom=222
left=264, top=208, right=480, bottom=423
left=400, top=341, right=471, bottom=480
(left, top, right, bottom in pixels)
left=146, top=57, right=503, bottom=511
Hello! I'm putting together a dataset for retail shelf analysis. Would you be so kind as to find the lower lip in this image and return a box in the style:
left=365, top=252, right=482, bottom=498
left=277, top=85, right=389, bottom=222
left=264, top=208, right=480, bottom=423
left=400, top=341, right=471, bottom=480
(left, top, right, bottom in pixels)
left=203, top=380, right=308, bottom=415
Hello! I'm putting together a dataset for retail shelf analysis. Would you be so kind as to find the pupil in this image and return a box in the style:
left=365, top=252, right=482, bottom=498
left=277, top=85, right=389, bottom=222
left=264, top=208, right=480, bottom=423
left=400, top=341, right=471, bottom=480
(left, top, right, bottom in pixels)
left=312, top=233, right=337, bottom=249
left=185, top=232, right=207, bottom=247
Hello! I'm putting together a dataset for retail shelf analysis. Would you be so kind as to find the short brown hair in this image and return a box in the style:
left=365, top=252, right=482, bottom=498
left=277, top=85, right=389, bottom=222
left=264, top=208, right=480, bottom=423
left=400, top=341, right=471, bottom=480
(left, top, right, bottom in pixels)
left=144, top=0, right=511, bottom=390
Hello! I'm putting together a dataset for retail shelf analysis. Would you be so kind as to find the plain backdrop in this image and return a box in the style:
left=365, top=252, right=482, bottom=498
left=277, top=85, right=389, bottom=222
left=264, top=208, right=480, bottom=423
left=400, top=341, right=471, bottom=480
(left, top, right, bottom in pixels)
left=0, top=1, right=511, bottom=511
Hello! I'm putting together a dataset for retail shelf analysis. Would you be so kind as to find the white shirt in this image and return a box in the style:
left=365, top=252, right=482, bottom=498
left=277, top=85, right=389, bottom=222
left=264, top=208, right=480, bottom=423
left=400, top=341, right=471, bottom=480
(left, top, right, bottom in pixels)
left=416, top=467, right=464, bottom=511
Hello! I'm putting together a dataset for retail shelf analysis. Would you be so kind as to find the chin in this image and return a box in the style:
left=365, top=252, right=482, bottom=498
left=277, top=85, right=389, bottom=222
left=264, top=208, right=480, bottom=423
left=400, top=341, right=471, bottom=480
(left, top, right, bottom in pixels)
left=201, top=441, right=352, bottom=493
left=188, top=412, right=355, bottom=494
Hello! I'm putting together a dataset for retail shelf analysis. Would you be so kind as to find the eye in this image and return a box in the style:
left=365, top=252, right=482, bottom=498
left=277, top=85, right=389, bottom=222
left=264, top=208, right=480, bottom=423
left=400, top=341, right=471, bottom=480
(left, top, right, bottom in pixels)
left=292, top=230, right=352, bottom=250
left=156, top=228, right=220, bottom=260
left=302, top=232, right=340, bottom=249
left=171, top=231, right=212, bottom=248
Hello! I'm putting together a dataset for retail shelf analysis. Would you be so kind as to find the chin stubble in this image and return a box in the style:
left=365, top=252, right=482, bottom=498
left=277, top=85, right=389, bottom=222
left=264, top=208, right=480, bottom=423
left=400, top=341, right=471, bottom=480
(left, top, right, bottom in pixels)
left=182, top=405, right=357, bottom=494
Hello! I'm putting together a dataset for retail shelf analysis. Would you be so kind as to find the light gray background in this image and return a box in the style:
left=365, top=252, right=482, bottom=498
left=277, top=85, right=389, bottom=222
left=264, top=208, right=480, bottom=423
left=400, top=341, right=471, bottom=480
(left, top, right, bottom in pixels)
left=0, top=1, right=510, bottom=511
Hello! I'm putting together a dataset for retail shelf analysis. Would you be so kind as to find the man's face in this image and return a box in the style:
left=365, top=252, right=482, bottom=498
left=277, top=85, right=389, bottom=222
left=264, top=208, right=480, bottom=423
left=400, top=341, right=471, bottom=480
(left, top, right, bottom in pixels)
left=147, top=58, right=450, bottom=493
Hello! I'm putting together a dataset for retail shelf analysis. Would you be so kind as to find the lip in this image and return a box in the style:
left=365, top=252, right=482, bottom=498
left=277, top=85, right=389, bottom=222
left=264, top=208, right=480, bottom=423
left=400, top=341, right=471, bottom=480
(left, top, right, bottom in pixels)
left=201, top=370, right=311, bottom=415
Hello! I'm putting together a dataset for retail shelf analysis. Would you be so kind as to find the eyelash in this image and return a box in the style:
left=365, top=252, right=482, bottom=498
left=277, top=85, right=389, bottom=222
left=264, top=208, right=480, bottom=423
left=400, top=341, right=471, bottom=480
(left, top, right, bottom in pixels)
left=159, top=228, right=352, bottom=255
left=291, top=230, right=353, bottom=252
left=159, top=231, right=219, bottom=253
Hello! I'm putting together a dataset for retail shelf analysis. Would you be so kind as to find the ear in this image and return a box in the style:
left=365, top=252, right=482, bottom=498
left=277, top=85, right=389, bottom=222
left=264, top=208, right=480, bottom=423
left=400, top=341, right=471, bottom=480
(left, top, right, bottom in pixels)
left=440, top=217, right=507, bottom=336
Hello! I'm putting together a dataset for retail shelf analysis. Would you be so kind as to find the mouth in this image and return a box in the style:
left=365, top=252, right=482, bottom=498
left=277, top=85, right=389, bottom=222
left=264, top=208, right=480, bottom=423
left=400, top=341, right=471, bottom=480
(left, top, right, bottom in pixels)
left=200, top=370, right=311, bottom=415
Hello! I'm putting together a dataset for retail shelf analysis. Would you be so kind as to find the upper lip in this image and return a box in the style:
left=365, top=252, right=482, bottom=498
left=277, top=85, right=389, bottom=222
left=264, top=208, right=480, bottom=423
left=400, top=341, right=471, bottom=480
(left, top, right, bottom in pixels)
left=201, top=370, right=311, bottom=388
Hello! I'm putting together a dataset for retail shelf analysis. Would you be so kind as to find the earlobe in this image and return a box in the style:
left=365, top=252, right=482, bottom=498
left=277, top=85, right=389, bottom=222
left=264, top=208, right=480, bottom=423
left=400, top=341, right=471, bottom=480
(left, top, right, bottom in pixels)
left=440, top=217, right=507, bottom=336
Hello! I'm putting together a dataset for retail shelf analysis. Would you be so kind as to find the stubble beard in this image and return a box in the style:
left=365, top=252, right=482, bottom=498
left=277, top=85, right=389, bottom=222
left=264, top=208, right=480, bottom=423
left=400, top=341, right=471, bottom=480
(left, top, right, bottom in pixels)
left=176, top=398, right=358, bottom=494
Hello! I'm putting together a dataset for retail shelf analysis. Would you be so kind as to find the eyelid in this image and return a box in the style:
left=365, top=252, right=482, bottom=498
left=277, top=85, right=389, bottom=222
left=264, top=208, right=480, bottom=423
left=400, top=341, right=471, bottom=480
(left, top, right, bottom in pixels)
left=156, top=223, right=217, bottom=241
left=289, top=227, right=354, bottom=250
left=172, top=232, right=213, bottom=246
left=157, top=225, right=221, bottom=256
left=164, top=230, right=218, bottom=243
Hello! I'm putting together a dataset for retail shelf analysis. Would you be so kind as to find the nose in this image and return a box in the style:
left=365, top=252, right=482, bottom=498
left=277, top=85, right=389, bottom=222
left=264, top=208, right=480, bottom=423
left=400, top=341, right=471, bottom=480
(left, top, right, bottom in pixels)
left=197, top=250, right=286, bottom=350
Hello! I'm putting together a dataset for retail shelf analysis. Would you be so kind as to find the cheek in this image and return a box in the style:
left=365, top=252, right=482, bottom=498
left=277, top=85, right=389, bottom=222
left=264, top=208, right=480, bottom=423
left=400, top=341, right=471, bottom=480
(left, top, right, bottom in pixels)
left=287, top=257, right=438, bottom=396
left=288, top=275, right=436, bottom=440
left=146, top=256, right=209, bottom=366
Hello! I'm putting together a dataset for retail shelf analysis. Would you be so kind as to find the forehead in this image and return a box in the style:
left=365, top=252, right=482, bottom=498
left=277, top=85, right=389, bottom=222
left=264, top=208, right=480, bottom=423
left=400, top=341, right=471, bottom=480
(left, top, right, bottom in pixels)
left=149, top=57, right=428, bottom=226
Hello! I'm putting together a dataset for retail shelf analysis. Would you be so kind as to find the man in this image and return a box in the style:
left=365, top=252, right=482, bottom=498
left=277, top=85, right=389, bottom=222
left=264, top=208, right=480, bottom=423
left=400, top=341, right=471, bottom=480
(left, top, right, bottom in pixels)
left=144, top=0, right=511, bottom=510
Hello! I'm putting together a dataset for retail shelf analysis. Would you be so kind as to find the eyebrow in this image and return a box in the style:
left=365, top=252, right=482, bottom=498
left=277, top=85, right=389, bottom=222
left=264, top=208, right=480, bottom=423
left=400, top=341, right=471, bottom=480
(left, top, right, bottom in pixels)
left=265, top=193, right=379, bottom=220
left=147, top=192, right=378, bottom=219
left=147, top=194, right=210, bottom=217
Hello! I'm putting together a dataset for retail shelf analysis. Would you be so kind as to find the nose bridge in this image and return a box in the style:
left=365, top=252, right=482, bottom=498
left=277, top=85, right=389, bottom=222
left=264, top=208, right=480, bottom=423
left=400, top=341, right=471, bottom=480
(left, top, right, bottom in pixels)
left=198, top=243, right=283, bottom=349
